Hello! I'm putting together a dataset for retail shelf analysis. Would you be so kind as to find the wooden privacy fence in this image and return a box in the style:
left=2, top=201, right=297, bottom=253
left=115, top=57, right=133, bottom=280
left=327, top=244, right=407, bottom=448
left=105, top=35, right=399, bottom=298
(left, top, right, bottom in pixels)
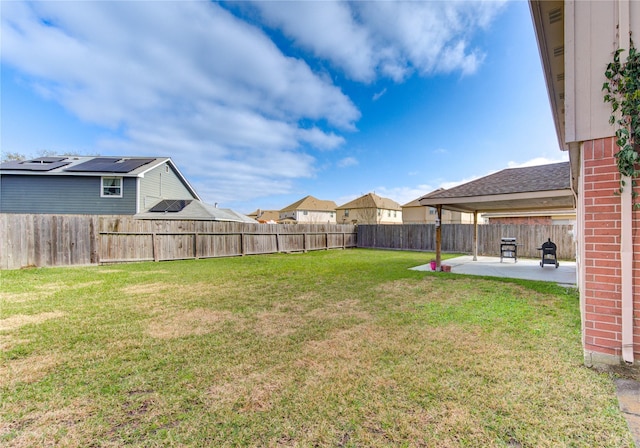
left=0, top=214, right=357, bottom=269
left=357, top=224, right=576, bottom=260
left=0, top=215, right=575, bottom=269
left=99, top=217, right=356, bottom=263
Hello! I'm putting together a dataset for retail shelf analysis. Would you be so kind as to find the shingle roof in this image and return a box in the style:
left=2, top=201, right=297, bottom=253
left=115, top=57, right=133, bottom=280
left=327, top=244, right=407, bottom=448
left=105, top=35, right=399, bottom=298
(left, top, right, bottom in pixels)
left=1, top=156, right=161, bottom=176
left=420, top=162, right=570, bottom=200
left=0, top=155, right=201, bottom=200
left=337, top=192, right=401, bottom=210
left=247, top=210, right=280, bottom=222
left=136, top=200, right=255, bottom=222
left=280, top=195, right=337, bottom=212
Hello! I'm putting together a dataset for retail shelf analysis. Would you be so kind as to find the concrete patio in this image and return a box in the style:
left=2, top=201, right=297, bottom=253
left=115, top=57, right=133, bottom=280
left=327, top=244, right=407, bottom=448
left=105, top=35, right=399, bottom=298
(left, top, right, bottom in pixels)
left=411, top=255, right=577, bottom=287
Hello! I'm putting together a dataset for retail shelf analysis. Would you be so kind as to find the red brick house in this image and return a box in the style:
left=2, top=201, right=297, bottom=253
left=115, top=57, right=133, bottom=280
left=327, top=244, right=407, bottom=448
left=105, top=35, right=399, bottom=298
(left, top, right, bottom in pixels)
left=530, top=1, right=639, bottom=365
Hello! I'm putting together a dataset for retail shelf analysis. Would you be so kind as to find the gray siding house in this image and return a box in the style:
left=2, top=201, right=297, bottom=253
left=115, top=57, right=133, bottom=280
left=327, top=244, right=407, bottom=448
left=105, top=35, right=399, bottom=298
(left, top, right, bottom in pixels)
left=0, top=156, right=200, bottom=215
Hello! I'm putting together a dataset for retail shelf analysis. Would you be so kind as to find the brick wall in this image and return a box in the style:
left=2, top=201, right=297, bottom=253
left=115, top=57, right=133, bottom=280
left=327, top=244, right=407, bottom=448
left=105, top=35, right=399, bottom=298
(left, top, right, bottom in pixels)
left=581, top=136, right=640, bottom=360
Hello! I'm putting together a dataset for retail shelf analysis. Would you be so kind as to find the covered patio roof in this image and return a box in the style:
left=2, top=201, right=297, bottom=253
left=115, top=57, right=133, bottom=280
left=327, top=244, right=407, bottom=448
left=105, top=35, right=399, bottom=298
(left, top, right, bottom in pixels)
left=417, top=162, right=575, bottom=267
left=418, top=162, right=574, bottom=213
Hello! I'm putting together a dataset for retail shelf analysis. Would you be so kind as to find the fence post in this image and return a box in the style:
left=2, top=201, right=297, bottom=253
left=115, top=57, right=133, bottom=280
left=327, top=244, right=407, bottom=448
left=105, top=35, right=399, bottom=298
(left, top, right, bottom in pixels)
left=152, top=233, right=159, bottom=262
left=193, top=232, right=199, bottom=260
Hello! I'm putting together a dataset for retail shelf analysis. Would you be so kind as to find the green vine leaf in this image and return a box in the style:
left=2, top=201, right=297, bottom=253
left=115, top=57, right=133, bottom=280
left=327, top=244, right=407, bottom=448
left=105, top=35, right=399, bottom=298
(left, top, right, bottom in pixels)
left=603, top=39, right=640, bottom=203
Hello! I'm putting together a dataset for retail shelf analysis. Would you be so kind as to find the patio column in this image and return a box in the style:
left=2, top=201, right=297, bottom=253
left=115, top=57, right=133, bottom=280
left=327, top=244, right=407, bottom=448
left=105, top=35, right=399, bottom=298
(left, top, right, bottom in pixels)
left=473, top=211, right=478, bottom=261
left=435, top=205, right=442, bottom=269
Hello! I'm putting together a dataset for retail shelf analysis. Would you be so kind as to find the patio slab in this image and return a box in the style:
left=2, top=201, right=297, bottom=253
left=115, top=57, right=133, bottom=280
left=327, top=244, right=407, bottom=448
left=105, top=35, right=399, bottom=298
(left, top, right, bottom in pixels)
left=410, top=255, right=576, bottom=286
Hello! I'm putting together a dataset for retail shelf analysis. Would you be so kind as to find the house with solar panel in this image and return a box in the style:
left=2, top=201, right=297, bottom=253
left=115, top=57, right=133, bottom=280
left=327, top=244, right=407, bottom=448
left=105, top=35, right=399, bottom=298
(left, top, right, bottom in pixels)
left=0, top=155, right=255, bottom=222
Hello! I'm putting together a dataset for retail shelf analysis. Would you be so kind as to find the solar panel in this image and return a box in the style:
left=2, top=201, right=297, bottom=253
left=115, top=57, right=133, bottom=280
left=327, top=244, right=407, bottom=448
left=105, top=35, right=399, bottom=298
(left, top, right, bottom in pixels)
left=31, top=157, right=67, bottom=163
left=0, top=160, right=71, bottom=171
left=65, top=158, right=155, bottom=173
left=149, top=199, right=192, bottom=213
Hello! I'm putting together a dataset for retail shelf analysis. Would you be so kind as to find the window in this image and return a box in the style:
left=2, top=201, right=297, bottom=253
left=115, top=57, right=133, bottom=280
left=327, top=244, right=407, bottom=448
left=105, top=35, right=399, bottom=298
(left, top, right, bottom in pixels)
left=303, top=211, right=308, bottom=215
left=377, top=209, right=381, bottom=216
left=394, top=211, right=397, bottom=218
left=345, top=209, right=350, bottom=217
left=429, top=208, right=436, bottom=215
left=101, top=177, right=122, bottom=197
left=387, top=210, right=391, bottom=217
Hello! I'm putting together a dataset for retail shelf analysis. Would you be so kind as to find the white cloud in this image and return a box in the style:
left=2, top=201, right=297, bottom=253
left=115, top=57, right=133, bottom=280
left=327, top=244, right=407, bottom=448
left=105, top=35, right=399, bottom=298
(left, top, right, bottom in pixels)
left=366, top=185, right=434, bottom=206
left=252, top=1, right=376, bottom=82
left=0, top=1, right=359, bottom=203
left=252, top=0, right=507, bottom=82
left=372, top=88, right=387, bottom=101
left=1, top=0, right=508, bottom=206
left=337, top=157, right=358, bottom=168
left=507, top=155, right=569, bottom=169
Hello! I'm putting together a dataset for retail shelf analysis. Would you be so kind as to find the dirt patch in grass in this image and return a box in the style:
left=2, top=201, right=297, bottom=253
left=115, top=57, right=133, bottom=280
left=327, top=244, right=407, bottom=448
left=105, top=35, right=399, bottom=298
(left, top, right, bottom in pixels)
left=69, top=281, right=104, bottom=289
left=127, top=281, right=237, bottom=303
left=256, top=299, right=371, bottom=338
left=0, top=353, right=63, bottom=387
left=377, top=278, right=556, bottom=312
left=0, top=282, right=67, bottom=304
left=307, top=299, right=371, bottom=322
left=0, top=398, right=96, bottom=447
left=0, top=281, right=101, bottom=305
left=0, top=311, right=66, bottom=332
left=0, top=335, right=30, bottom=351
left=122, top=282, right=168, bottom=296
left=146, top=308, right=234, bottom=339
left=296, top=323, right=378, bottom=380
left=256, top=302, right=307, bottom=337
left=376, top=278, right=455, bottom=305
left=131, top=270, right=170, bottom=276
left=207, top=371, right=283, bottom=413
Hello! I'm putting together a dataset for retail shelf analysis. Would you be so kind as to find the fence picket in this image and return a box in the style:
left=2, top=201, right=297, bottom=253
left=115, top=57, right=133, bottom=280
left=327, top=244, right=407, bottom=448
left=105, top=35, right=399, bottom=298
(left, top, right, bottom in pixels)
left=357, top=224, right=575, bottom=260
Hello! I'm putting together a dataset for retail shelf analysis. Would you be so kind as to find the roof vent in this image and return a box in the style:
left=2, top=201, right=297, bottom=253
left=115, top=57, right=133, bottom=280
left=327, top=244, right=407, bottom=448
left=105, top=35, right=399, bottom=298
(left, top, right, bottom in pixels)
left=548, top=8, right=562, bottom=24
left=553, top=46, right=564, bottom=57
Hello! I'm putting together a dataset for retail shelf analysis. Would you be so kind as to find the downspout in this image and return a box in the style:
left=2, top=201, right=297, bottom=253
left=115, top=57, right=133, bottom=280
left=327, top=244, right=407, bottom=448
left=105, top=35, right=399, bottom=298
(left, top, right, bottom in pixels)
left=618, top=0, right=634, bottom=365
left=568, top=142, right=584, bottom=351
left=621, top=175, right=634, bottom=364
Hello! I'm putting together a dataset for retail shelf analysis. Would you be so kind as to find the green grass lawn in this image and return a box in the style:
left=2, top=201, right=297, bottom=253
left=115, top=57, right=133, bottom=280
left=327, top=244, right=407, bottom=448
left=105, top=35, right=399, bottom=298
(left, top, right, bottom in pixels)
left=0, top=249, right=633, bottom=447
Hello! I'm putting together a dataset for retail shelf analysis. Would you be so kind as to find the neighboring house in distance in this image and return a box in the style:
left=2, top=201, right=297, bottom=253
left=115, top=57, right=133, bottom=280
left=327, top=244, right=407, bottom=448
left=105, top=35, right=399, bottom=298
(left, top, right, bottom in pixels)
left=402, top=194, right=477, bottom=224
left=247, top=209, right=280, bottom=223
left=279, top=195, right=337, bottom=224
left=530, top=0, right=638, bottom=366
left=0, top=156, right=199, bottom=215
left=134, top=200, right=256, bottom=223
left=481, top=210, right=576, bottom=225
left=0, top=155, right=255, bottom=222
left=336, top=192, right=402, bottom=225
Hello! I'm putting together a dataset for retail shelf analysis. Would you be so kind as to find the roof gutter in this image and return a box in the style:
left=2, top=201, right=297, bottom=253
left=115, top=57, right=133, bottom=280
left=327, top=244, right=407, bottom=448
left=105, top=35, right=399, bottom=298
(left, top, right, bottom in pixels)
left=618, top=0, right=633, bottom=364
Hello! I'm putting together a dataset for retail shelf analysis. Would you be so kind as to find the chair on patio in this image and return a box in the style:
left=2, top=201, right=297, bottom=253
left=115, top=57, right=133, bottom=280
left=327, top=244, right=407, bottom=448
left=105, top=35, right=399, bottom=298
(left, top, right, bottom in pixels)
left=538, top=238, right=559, bottom=268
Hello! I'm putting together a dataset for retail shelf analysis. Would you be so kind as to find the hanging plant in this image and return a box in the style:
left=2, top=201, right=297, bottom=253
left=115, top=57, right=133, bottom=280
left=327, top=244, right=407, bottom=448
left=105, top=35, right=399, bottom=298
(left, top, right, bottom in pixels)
left=602, top=39, right=640, bottom=204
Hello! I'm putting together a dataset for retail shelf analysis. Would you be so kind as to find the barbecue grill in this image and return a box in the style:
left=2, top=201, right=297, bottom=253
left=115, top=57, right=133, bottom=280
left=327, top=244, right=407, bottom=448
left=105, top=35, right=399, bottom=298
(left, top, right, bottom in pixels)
left=500, top=237, right=518, bottom=263
left=538, top=238, right=559, bottom=268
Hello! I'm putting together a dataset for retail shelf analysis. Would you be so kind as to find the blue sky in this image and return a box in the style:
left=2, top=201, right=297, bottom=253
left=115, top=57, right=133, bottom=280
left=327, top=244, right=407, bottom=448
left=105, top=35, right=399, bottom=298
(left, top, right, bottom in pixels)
left=1, top=0, right=565, bottom=214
